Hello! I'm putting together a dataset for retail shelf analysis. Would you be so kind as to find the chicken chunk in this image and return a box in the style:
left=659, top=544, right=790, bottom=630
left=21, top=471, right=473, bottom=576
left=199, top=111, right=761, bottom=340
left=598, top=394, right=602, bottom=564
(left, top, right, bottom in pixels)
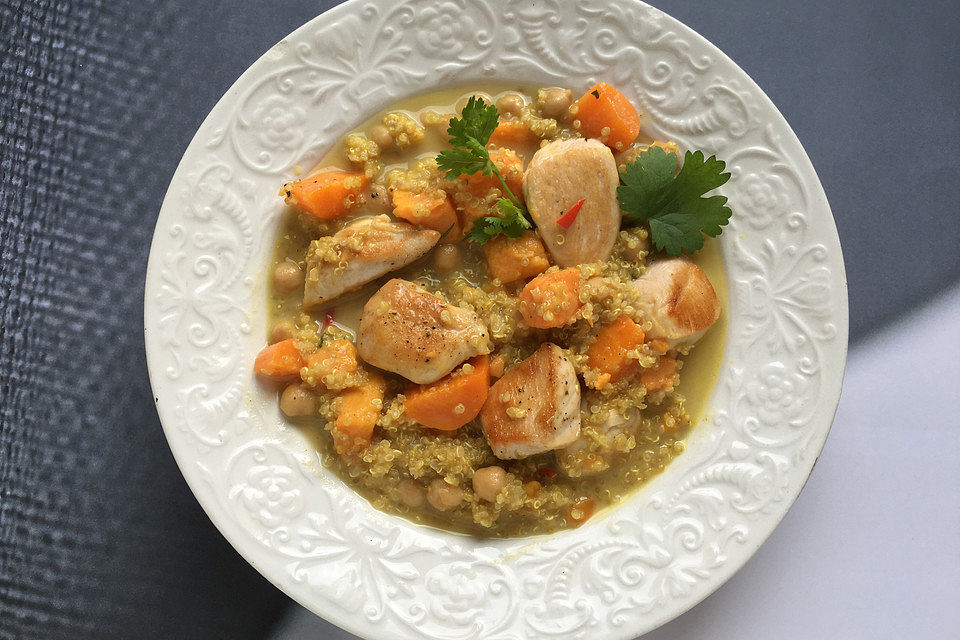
left=556, top=394, right=641, bottom=477
left=302, top=215, right=439, bottom=308
left=356, top=279, right=491, bottom=384
left=633, top=258, right=721, bottom=347
left=522, top=139, right=620, bottom=267
left=480, top=343, right=580, bottom=459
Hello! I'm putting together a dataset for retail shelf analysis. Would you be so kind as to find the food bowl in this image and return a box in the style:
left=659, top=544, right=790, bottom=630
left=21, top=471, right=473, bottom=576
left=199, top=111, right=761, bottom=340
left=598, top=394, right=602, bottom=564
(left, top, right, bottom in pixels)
left=144, top=1, right=847, bottom=637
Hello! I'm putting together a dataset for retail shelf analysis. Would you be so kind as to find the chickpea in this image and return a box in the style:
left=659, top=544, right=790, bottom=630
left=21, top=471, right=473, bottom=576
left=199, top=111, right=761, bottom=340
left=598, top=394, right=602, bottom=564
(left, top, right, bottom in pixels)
left=472, top=466, right=507, bottom=502
left=273, top=261, right=303, bottom=295
left=366, top=182, right=392, bottom=214
left=269, top=319, right=298, bottom=344
left=540, top=88, right=573, bottom=119
left=432, top=244, right=461, bottom=272
left=426, top=479, right=463, bottom=511
left=397, top=479, right=425, bottom=508
left=370, top=124, right=394, bottom=151
left=496, top=93, right=524, bottom=116
left=279, top=383, right=316, bottom=418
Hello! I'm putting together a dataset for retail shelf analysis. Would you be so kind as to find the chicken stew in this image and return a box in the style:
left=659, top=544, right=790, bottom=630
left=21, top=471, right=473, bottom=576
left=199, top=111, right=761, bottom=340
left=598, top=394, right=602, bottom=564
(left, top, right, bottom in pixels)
left=258, top=84, right=728, bottom=536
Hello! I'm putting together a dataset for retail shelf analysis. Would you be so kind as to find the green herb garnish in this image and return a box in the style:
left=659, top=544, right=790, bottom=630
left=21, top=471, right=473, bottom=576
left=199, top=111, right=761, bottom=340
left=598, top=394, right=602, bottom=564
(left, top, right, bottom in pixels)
left=436, top=96, right=531, bottom=243
left=617, top=146, right=732, bottom=256
left=467, top=199, right=532, bottom=243
left=438, top=222, right=457, bottom=240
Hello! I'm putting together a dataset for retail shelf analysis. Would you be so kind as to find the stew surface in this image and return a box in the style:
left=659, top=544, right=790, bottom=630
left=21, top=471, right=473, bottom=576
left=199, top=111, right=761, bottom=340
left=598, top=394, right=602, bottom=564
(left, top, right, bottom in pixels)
left=258, top=84, right=727, bottom=536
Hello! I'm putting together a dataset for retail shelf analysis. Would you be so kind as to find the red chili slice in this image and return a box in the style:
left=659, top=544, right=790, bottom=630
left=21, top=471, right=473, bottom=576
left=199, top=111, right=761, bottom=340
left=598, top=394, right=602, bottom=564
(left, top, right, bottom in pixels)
left=537, top=468, right=556, bottom=479
left=557, top=198, right=586, bottom=229
left=322, top=309, right=336, bottom=330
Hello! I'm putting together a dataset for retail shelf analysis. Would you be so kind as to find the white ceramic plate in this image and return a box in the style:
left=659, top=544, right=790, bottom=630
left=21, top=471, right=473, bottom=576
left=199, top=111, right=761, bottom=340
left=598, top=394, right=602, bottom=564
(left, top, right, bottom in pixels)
left=144, top=1, right=847, bottom=638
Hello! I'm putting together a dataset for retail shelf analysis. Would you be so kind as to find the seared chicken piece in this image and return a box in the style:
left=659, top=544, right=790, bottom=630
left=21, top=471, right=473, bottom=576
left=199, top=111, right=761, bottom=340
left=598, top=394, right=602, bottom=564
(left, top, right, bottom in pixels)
left=556, top=394, right=641, bottom=477
left=302, top=215, right=439, bottom=308
left=633, top=258, right=721, bottom=347
left=480, top=343, right=580, bottom=459
left=522, top=139, right=620, bottom=267
left=356, top=279, right=491, bottom=384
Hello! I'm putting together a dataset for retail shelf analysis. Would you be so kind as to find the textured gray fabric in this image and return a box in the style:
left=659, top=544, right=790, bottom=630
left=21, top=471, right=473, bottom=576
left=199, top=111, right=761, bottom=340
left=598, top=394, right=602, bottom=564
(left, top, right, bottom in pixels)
left=660, top=0, right=960, bottom=332
left=0, top=1, right=303, bottom=638
left=0, top=0, right=957, bottom=639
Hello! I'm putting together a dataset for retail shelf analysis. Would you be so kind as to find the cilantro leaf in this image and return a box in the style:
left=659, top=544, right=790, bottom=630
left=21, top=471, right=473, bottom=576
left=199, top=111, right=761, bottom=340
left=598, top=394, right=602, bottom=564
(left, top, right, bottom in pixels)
left=436, top=96, right=533, bottom=243
left=496, top=197, right=530, bottom=222
left=446, top=96, right=499, bottom=147
left=616, top=145, right=678, bottom=216
left=436, top=146, right=489, bottom=177
left=618, top=147, right=732, bottom=256
left=468, top=199, right=532, bottom=244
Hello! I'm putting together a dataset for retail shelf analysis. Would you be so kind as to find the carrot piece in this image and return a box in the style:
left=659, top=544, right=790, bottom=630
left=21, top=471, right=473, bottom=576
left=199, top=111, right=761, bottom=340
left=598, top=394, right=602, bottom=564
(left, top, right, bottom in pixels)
left=333, top=372, right=386, bottom=454
left=283, top=170, right=369, bottom=219
left=519, top=268, right=582, bottom=329
left=460, top=148, right=524, bottom=200
left=254, top=339, right=304, bottom=378
left=482, top=230, right=550, bottom=284
left=573, top=82, right=641, bottom=150
left=305, top=339, right=358, bottom=388
left=585, top=315, right=646, bottom=389
left=488, top=120, right=540, bottom=150
left=404, top=355, right=490, bottom=431
left=391, top=190, right=462, bottom=243
left=641, top=356, right=678, bottom=392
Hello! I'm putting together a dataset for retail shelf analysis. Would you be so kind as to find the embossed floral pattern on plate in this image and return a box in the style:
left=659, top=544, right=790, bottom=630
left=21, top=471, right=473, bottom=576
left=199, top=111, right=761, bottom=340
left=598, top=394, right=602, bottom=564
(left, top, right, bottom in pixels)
left=144, top=1, right=847, bottom=638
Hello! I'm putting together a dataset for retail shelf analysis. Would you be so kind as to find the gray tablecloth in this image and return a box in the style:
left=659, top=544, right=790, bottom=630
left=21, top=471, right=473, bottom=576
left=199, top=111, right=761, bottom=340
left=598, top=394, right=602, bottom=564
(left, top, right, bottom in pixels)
left=1, top=0, right=957, bottom=638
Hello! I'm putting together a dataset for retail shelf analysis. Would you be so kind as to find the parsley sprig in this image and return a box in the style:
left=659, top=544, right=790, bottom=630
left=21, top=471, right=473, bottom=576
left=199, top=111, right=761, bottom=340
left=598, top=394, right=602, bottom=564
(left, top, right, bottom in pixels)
left=617, top=146, right=732, bottom=255
left=436, top=97, right=531, bottom=243
left=467, top=199, right=532, bottom=243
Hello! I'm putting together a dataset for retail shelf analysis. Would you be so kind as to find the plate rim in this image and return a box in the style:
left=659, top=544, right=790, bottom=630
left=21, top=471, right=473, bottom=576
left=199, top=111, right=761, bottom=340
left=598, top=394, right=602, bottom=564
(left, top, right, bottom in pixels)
left=144, top=1, right=848, bottom=638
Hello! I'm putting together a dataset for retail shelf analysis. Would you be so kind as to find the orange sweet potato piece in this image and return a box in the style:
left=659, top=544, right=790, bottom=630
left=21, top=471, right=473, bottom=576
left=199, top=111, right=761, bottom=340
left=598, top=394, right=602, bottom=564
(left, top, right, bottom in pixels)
left=519, top=268, right=582, bottom=329
left=460, top=148, right=524, bottom=200
left=457, top=200, right=484, bottom=234
left=254, top=339, right=305, bottom=378
left=404, top=355, right=489, bottom=431
left=482, top=231, right=550, bottom=283
left=283, top=170, right=369, bottom=219
left=391, top=190, right=462, bottom=243
left=488, top=120, right=540, bottom=150
left=573, top=82, right=641, bottom=150
left=305, top=339, right=358, bottom=388
left=585, top=315, right=646, bottom=390
left=647, top=338, right=671, bottom=355
left=333, top=372, right=386, bottom=454
left=456, top=148, right=525, bottom=234
left=641, top=356, right=678, bottom=392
